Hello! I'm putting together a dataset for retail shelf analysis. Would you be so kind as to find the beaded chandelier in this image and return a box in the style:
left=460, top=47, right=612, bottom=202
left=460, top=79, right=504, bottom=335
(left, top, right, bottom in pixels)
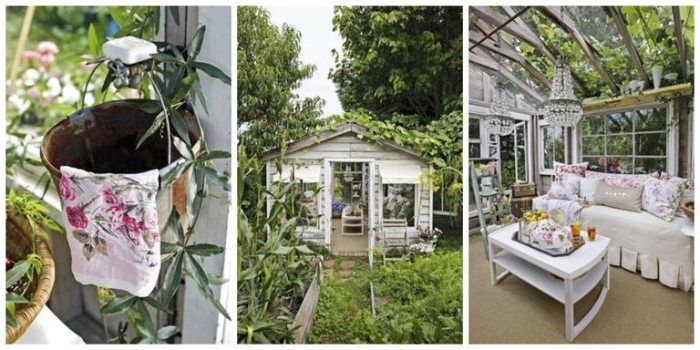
left=484, top=83, right=514, bottom=136
left=540, top=57, right=582, bottom=127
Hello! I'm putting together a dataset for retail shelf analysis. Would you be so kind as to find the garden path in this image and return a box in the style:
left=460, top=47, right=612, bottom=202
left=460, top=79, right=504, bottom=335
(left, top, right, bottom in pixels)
left=321, top=257, right=369, bottom=283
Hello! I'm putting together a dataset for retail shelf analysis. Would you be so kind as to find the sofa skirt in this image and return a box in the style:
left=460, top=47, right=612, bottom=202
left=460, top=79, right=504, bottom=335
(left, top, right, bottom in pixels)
left=609, top=244, right=693, bottom=292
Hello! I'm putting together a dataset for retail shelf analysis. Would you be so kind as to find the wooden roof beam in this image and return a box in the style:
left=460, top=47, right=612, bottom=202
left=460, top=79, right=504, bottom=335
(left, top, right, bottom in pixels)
left=470, top=26, right=552, bottom=91
left=500, top=6, right=588, bottom=95
left=537, top=6, right=620, bottom=95
left=469, top=6, right=541, bottom=51
left=469, top=47, right=545, bottom=103
left=672, top=6, right=689, bottom=81
left=604, top=6, right=650, bottom=86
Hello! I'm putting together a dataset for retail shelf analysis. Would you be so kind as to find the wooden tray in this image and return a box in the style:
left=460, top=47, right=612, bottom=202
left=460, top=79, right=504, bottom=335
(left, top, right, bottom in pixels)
left=512, top=231, right=585, bottom=257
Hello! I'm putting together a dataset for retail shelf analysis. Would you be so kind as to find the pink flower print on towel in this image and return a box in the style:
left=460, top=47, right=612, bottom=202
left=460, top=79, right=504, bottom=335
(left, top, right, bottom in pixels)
left=60, top=175, right=77, bottom=202
left=59, top=166, right=160, bottom=297
left=66, top=206, right=88, bottom=229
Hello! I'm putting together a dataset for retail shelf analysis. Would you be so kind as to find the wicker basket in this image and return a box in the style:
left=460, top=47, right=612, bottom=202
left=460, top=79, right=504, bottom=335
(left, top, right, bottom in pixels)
left=5, top=213, right=55, bottom=344
left=680, top=200, right=694, bottom=222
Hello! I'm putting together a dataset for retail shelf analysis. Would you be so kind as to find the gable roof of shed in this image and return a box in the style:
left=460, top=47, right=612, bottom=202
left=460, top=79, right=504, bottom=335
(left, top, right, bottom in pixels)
left=261, top=122, right=425, bottom=162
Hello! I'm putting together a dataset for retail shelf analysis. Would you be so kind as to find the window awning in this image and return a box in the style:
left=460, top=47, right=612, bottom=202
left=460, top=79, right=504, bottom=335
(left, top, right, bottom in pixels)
left=272, top=164, right=321, bottom=183
left=379, top=164, right=422, bottom=184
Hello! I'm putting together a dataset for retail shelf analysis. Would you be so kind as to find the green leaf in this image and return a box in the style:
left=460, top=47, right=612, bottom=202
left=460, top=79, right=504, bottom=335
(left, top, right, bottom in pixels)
left=6, top=292, right=29, bottom=303
left=7, top=308, right=17, bottom=327
left=185, top=243, right=224, bottom=257
left=433, top=158, right=447, bottom=168
left=100, top=295, right=137, bottom=315
left=191, top=61, right=231, bottom=85
left=198, top=150, right=231, bottom=162
left=187, top=26, right=206, bottom=61
left=185, top=252, right=211, bottom=294
left=167, top=6, right=180, bottom=26
left=192, top=77, right=209, bottom=116
left=136, top=111, right=165, bottom=150
left=171, top=74, right=197, bottom=108
left=173, top=136, right=193, bottom=161
left=201, top=166, right=230, bottom=191
left=87, top=23, right=100, bottom=58
left=6, top=260, right=31, bottom=287
left=150, top=52, right=184, bottom=65
left=205, top=292, right=231, bottom=321
left=166, top=207, right=185, bottom=244
left=156, top=325, right=179, bottom=340
left=160, top=242, right=182, bottom=256
left=160, top=250, right=183, bottom=306
left=139, top=100, right=164, bottom=114
left=185, top=170, right=197, bottom=223
left=170, top=107, right=192, bottom=147
left=161, top=161, right=192, bottom=190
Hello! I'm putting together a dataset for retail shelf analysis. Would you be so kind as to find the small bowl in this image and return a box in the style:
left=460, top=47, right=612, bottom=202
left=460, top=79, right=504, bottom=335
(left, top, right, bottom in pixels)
left=680, top=200, right=694, bottom=222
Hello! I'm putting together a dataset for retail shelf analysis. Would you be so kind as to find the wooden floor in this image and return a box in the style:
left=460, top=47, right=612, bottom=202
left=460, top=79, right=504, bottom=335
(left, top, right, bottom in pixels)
left=330, top=218, right=369, bottom=255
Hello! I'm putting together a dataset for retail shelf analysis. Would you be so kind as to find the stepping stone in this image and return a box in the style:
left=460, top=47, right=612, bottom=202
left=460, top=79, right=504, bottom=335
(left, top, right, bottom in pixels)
left=338, top=270, right=353, bottom=278
left=323, top=260, right=336, bottom=268
left=340, top=260, right=356, bottom=269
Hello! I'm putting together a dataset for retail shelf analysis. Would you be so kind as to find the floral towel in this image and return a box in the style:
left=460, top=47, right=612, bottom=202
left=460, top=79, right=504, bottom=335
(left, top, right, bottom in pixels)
left=59, top=166, right=160, bottom=297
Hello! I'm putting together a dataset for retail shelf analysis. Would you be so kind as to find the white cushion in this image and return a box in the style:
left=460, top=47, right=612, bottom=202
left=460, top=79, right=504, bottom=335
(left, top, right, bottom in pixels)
left=579, top=177, right=602, bottom=204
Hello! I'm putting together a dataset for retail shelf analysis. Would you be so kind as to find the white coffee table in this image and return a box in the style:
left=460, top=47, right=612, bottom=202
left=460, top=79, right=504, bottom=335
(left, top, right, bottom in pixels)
left=488, top=224, right=610, bottom=342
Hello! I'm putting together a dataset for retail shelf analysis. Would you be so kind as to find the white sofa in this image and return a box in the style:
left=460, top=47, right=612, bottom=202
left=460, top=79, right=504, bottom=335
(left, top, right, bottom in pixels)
left=533, top=185, right=694, bottom=292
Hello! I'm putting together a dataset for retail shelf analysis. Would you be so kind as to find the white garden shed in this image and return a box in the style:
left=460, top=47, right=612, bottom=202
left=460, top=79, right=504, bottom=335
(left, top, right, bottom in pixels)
left=262, top=122, right=433, bottom=256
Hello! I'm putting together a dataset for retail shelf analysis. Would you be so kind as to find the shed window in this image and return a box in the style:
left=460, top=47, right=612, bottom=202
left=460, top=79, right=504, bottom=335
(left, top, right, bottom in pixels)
left=272, top=164, right=321, bottom=228
left=379, top=164, right=420, bottom=227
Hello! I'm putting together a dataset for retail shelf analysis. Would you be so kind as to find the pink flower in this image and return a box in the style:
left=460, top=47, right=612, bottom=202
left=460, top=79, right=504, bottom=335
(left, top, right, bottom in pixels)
left=122, top=214, right=146, bottom=234
left=40, top=53, right=55, bottom=68
left=101, top=188, right=119, bottom=205
left=59, top=176, right=77, bottom=202
left=66, top=206, right=88, bottom=229
left=26, top=88, right=40, bottom=99
left=41, top=95, right=52, bottom=107
left=37, top=41, right=59, bottom=55
left=22, top=50, right=40, bottom=62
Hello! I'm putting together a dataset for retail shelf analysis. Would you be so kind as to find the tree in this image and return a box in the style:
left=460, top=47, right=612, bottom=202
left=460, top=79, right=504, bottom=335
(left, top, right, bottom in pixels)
left=330, top=6, right=462, bottom=126
left=237, top=6, right=325, bottom=158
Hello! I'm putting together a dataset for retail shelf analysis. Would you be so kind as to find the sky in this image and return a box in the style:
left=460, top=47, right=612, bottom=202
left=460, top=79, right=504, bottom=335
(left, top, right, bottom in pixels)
left=267, top=6, right=344, bottom=119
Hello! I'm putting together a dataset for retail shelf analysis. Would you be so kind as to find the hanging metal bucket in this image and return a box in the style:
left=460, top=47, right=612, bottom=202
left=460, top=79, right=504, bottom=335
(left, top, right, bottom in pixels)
left=39, top=99, right=201, bottom=249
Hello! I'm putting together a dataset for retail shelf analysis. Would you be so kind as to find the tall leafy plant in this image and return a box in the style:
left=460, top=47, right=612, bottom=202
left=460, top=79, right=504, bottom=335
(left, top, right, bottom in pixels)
left=237, top=147, right=321, bottom=344
left=78, top=6, right=232, bottom=343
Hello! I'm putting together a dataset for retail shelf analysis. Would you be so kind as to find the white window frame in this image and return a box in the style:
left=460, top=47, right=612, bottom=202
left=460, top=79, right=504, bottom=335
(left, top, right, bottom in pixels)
left=579, top=101, right=676, bottom=175
left=538, top=118, right=569, bottom=175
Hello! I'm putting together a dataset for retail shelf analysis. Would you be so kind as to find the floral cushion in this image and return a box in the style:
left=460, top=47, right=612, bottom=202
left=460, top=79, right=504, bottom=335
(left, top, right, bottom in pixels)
left=547, top=174, right=580, bottom=200
left=642, top=176, right=687, bottom=221
left=585, top=170, right=648, bottom=189
left=554, top=161, right=588, bottom=180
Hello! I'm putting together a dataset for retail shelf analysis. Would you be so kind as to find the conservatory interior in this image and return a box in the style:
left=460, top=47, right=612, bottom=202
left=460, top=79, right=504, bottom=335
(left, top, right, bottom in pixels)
left=468, top=6, right=694, bottom=344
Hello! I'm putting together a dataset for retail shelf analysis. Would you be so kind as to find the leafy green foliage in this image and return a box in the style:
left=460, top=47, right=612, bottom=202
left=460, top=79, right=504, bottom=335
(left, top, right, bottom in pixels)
left=237, top=153, right=321, bottom=344
left=330, top=6, right=463, bottom=125
left=309, top=251, right=463, bottom=344
left=237, top=6, right=326, bottom=159
left=6, top=189, right=63, bottom=328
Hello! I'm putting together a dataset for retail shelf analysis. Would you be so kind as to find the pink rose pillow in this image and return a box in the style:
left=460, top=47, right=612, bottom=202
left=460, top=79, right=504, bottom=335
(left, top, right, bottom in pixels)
left=585, top=170, right=647, bottom=189
left=554, top=161, right=588, bottom=181
left=641, top=176, right=687, bottom=221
